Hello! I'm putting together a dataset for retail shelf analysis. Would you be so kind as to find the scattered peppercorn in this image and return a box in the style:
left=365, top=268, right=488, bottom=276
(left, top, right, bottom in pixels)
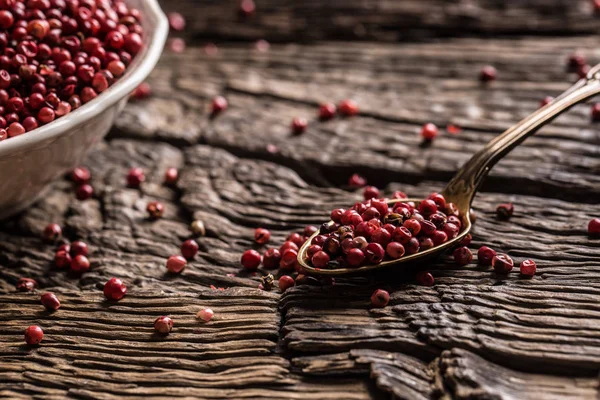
left=146, top=201, right=165, bottom=219
left=318, top=103, right=336, bottom=120
left=279, top=275, right=295, bottom=292
left=588, top=218, right=600, bottom=236
left=348, top=173, right=367, bottom=188
left=241, top=249, right=261, bottom=271
left=446, top=124, right=462, bottom=134
left=477, top=246, right=496, bottom=266
left=132, top=82, right=151, bottom=100
left=164, top=168, right=179, bottom=185
left=567, top=53, right=586, bottom=72
left=181, top=239, right=199, bottom=260
left=197, top=308, right=214, bottom=322
left=254, top=228, right=271, bottom=244
left=453, top=246, right=473, bottom=265
left=496, top=203, right=514, bottom=220
left=262, top=248, right=281, bottom=269
left=492, top=253, right=514, bottom=274
left=70, top=241, right=89, bottom=257
left=16, top=277, right=37, bottom=292
left=480, top=65, right=497, bottom=82
left=168, top=37, right=186, bottom=53
left=416, top=271, right=435, bottom=286
left=363, top=186, right=380, bottom=200
left=24, top=325, right=44, bottom=345
left=41, top=292, right=60, bottom=311
left=239, top=0, right=256, bottom=17
left=291, top=117, right=307, bottom=135
left=211, top=96, right=228, bottom=115
left=103, top=277, right=127, bottom=301
left=71, top=167, right=91, bottom=185
left=338, top=99, right=359, bottom=116
left=75, top=183, right=94, bottom=200
left=370, top=289, right=390, bottom=308
left=166, top=255, right=187, bottom=273
left=167, top=12, right=186, bottom=31
left=71, top=255, right=90, bottom=274
left=127, top=167, right=145, bottom=187
left=254, top=39, right=270, bottom=52
left=154, top=316, right=173, bottom=334
left=420, top=123, right=438, bottom=141
left=279, top=249, right=298, bottom=270
left=519, top=259, right=536, bottom=277
left=190, top=220, right=206, bottom=236
left=54, top=250, right=72, bottom=269
left=43, top=223, right=62, bottom=243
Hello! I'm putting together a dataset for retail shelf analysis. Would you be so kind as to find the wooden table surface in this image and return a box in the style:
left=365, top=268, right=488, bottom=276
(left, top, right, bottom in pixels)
left=1, top=1, right=600, bottom=399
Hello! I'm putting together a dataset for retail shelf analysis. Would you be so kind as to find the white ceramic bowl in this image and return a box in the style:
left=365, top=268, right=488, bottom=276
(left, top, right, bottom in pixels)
left=0, top=0, right=168, bottom=220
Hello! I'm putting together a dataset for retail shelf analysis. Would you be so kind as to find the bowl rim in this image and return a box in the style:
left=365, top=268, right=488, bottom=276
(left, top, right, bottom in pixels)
left=0, top=0, right=168, bottom=157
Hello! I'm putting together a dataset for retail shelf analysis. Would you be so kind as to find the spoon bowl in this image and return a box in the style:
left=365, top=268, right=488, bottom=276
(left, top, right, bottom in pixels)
left=298, top=64, right=600, bottom=276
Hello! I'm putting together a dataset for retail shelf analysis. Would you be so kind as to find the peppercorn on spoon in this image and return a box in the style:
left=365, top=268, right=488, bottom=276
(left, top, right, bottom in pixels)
left=298, top=64, right=600, bottom=276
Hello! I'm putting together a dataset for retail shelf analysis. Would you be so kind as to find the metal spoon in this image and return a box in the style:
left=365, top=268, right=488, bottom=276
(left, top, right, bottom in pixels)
left=298, top=64, right=600, bottom=276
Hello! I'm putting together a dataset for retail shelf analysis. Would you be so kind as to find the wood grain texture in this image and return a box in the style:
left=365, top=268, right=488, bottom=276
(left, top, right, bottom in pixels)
left=0, top=0, right=599, bottom=398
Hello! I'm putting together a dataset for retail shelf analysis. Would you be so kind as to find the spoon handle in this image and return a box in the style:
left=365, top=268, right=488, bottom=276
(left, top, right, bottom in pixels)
left=443, top=65, right=600, bottom=210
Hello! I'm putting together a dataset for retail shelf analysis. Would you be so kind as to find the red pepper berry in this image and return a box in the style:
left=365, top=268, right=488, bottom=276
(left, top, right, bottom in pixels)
left=318, top=103, right=336, bottom=120
left=16, top=277, right=38, bottom=292
left=519, top=259, right=536, bottom=277
left=254, top=228, right=271, bottom=244
left=70, top=255, right=90, bottom=274
left=459, top=233, right=472, bottom=247
left=539, top=96, right=553, bottom=108
left=496, top=203, right=514, bottom=220
left=386, top=242, right=405, bottom=259
left=146, top=201, right=165, bottom=219
left=307, top=245, right=322, bottom=258
left=43, top=223, right=62, bottom=243
left=338, top=99, right=359, bottom=116
left=492, top=253, right=514, bottom=274
left=364, top=242, right=385, bottom=264
left=291, top=117, right=307, bottom=135
left=41, top=292, right=60, bottom=311
left=567, top=53, right=586, bottom=71
left=279, top=275, right=295, bottom=292
left=363, top=186, right=380, bottom=200
left=197, top=308, right=214, bottom=322
left=70, top=241, right=88, bottom=257
left=403, top=219, right=421, bottom=236
left=348, top=174, right=366, bottom=188
left=346, top=248, right=365, bottom=268
left=254, top=39, right=270, bottom=52
left=127, top=167, right=145, bottom=187
left=477, top=246, right=496, bottom=266
left=415, top=271, right=434, bottom=286
left=164, top=167, right=179, bottom=185
left=453, top=246, right=473, bottom=265
left=167, top=12, right=186, bottom=31
left=239, top=0, right=256, bottom=17
left=24, top=325, right=44, bottom=345
left=432, top=230, right=448, bottom=245
left=241, top=249, right=261, bottom=271
left=480, top=65, right=497, bottom=82
left=54, top=250, right=72, bottom=269
left=280, top=241, right=299, bottom=253
left=181, top=239, right=199, bottom=260
left=133, top=82, right=151, bottom=100
left=166, top=255, right=187, bottom=273
left=75, top=184, right=94, bottom=200
left=418, top=199, right=438, bottom=216
left=211, top=96, right=228, bottom=115
left=589, top=218, right=600, bottom=236
left=592, top=103, right=600, bottom=122
left=279, top=249, right=298, bottom=270
left=154, top=316, right=173, bottom=334
left=370, top=289, right=389, bottom=308
left=71, top=167, right=90, bottom=185
left=405, top=238, right=420, bottom=255
left=103, top=277, right=127, bottom=301
left=262, top=248, right=281, bottom=269
left=420, top=123, right=438, bottom=141
left=303, top=225, right=318, bottom=237
left=311, top=251, right=330, bottom=268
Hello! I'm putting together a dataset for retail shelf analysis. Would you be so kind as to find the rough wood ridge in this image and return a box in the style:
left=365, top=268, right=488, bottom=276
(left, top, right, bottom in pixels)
left=1, top=1, right=600, bottom=399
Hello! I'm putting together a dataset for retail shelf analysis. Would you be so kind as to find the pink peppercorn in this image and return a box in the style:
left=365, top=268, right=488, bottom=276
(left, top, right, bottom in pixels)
left=241, top=249, right=261, bottom=271
left=24, top=325, right=44, bottom=345
left=70, top=241, right=88, bottom=257
left=311, top=251, right=330, bottom=268
left=280, top=241, right=299, bottom=253
left=164, top=167, right=178, bottom=185
left=480, top=65, right=497, bottom=82
left=75, top=184, right=94, bottom=200
left=370, top=289, right=389, bottom=308
left=338, top=99, right=358, bottom=116
left=181, top=239, right=199, bottom=260
left=279, top=275, right=295, bottom=292
left=459, top=233, right=472, bottom=247
left=132, top=82, right=151, bottom=100
left=146, top=201, right=165, bottom=219
left=211, top=96, right=228, bottom=115
left=154, top=316, right=173, bottom=334
left=291, top=117, right=307, bottom=135
left=168, top=12, right=186, bottom=31
left=519, top=259, right=536, bottom=277
left=104, top=277, right=127, bottom=301
left=477, top=246, right=497, bottom=266
left=416, top=271, right=434, bottom=286
left=127, top=167, right=145, bottom=187
left=279, top=249, right=298, bottom=270
left=364, top=243, right=385, bottom=264
left=386, top=242, right=405, bottom=259
left=363, top=186, right=380, bottom=200
left=16, top=277, right=38, bottom=292
left=540, top=96, right=553, bottom=108
left=453, top=246, right=473, bottom=265
left=496, top=203, right=514, bottom=220
left=166, top=255, right=187, bottom=273
left=420, top=123, right=438, bottom=141
left=54, top=250, right=72, bottom=269
left=43, top=223, right=62, bottom=243
left=262, top=248, right=281, bottom=269
left=254, top=228, right=271, bottom=244
left=589, top=218, right=600, bottom=236
left=71, top=167, right=91, bottom=185
left=348, top=174, right=366, bottom=188
left=492, top=253, right=514, bottom=274
left=197, top=308, right=214, bottom=322
left=318, top=103, right=336, bottom=120
left=307, top=245, right=322, bottom=258
left=346, top=248, right=365, bottom=268
left=41, top=292, right=60, bottom=311
left=70, top=255, right=90, bottom=274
